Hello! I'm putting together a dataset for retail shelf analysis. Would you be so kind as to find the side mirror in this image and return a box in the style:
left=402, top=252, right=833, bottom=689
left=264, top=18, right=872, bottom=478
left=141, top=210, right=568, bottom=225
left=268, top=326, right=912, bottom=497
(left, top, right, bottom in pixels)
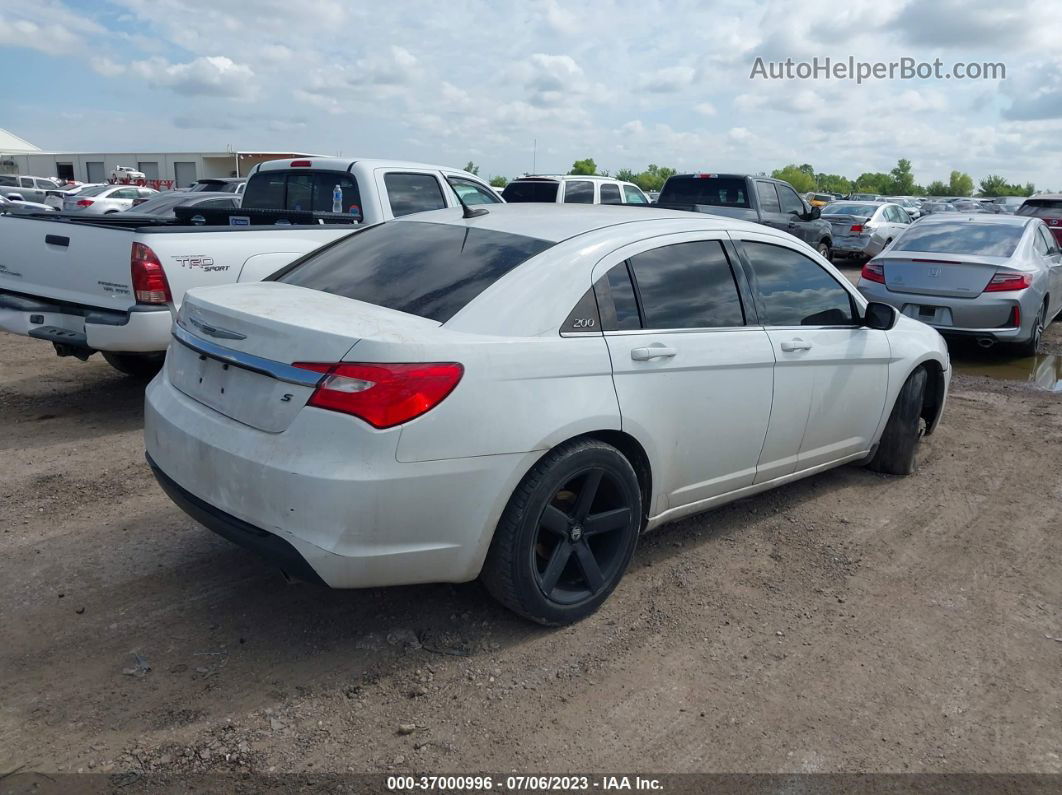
left=807, top=205, right=821, bottom=220
left=863, top=301, right=898, bottom=330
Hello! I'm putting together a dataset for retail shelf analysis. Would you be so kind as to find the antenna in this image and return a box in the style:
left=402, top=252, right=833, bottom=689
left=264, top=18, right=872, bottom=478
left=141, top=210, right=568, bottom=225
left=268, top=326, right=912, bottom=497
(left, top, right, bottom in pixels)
left=450, top=181, right=489, bottom=218
left=532, top=138, right=537, bottom=175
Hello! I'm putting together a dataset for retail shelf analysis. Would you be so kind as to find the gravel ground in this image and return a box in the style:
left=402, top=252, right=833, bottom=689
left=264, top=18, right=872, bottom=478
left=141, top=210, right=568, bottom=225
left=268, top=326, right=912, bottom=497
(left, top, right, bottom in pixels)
left=2, top=303, right=1060, bottom=779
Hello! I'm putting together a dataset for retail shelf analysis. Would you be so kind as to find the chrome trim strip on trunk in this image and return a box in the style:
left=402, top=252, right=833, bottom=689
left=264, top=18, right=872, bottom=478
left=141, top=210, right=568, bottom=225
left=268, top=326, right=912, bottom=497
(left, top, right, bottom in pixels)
left=172, top=321, right=325, bottom=388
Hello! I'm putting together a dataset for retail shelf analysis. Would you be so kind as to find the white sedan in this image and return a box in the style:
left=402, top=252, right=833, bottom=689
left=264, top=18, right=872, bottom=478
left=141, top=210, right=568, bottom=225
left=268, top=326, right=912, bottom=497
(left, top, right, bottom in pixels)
left=62, top=184, right=158, bottom=214
left=145, top=205, right=950, bottom=625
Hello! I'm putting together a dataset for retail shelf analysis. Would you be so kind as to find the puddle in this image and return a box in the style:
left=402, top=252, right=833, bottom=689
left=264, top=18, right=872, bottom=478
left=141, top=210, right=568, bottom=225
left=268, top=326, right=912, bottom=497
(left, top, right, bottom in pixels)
left=951, top=350, right=1062, bottom=392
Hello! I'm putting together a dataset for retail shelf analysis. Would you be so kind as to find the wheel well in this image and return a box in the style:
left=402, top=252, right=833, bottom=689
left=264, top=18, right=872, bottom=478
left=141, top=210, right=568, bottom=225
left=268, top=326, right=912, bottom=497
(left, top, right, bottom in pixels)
left=578, top=430, right=652, bottom=529
left=919, top=361, right=946, bottom=435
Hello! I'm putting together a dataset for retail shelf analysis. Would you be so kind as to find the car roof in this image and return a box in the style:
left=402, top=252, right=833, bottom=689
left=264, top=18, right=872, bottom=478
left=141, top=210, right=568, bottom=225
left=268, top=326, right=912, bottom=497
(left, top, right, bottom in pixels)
left=914, top=212, right=1031, bottom=226
left=825, top=201, right=886, bottom=207
left=254, top=157, right=479, bottom=174
left=396, top=203, right=769, bottom=243
left=1024, top=193, right=1062, bottom=201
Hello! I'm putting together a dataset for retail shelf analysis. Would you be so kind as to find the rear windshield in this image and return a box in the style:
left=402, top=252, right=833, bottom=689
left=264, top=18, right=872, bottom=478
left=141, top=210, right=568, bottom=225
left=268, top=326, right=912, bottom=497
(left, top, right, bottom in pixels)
left=127, top=193, right=189, bottom=214
left=659, top=177, right=750, bottom=208
left=502, top=181, right=560, bottom=203
left=272, top=221, right=553, bottom=323
left=1017, top=200, right=1062, bottom=218
left=242, top=171, right=362, bottom=216
left=823, top=203, right=875, bottom=216
left=76, top=184, right=114, bottom=197
left=893, top=221, right=1025, bottom=257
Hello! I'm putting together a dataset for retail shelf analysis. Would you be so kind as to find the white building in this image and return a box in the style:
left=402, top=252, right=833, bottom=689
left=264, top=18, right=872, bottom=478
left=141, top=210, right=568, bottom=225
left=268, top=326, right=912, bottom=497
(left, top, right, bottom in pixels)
left=0, top=128, right=318, bottom=189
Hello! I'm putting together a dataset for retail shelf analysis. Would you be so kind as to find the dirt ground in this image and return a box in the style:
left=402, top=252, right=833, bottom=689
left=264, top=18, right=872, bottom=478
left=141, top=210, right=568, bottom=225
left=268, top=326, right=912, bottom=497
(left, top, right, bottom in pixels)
left=2, top=282, right=1061, bottom=779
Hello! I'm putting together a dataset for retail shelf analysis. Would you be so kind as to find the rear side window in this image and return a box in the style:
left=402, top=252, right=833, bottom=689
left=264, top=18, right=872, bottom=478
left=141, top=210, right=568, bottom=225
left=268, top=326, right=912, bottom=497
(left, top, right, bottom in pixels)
left=628, top=241, right=745, bottom=329
left=756, top=182, right=781, bottom=213
left=660, top=177, right=749, bottom=207
left=596, top=264, right=642, bottom=331
left=385, top=173, right=446, bottom=217
left=600, top=184, right=622, bottom=204
left=0, top=176, right=16, bottom=186
left=273, top=221, right=553, bottom=323
left=741, top=241, right=854, bottom=326
left=563, top=181, right=594, bottom=204
left=892, top=221, right=1025, bottom=257
left=501, top=181, right=560, bottom=203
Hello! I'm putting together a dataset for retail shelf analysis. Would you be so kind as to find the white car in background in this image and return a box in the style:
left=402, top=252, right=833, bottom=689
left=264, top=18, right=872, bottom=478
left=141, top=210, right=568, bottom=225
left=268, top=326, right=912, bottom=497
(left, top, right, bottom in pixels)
left=0, top=194, right=57, bottom=213
left=146, top=204, right=950, bottom=626
left=62, top=184, right=158, bottom=214
left=111, top=165, right=146, bottom=182
left=502, top=175, right=651, bottom=205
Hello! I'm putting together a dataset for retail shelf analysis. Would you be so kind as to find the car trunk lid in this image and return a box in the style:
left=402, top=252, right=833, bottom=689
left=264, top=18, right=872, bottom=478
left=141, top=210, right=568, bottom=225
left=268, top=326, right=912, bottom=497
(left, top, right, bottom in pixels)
left=824, top=213, right=872, bottom=238
left=879, top=253, right=1012, bottom=298
left=169, top=282, right=441, bottom=432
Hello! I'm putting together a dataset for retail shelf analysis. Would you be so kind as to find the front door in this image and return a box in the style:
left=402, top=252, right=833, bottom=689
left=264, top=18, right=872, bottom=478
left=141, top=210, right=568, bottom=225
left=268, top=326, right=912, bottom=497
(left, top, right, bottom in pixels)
left=732, top=233, right=891, bottom=481
left=594, top=233, right=775, bottom=512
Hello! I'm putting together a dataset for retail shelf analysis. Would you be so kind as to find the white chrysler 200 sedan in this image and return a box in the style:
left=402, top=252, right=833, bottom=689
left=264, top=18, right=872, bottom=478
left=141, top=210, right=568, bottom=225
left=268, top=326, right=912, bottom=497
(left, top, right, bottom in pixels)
left=145, top=205, right=950, bottom=625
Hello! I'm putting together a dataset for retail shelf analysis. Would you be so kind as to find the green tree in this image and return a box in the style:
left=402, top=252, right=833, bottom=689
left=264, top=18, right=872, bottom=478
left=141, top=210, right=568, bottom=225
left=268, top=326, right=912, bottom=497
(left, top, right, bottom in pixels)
left=925, top=180, right=949, bottom=196
left=889, top=159, right=916, bottom=195
left=569, top=157, right=597, bottom=175
left=464, top=161, right=479, bottom=176
left=614, top=168, right=637, bottom=183
left=815, top=173, right=853, bottom=195
left=489, top=175, right=508, bottom=188
left=771, top=164, right=816, bottom=193
left=948, top=170, right=974, bottom=197
left=977, top=175, right=1035, bottom=197
left=854, top=172, right=892, bottom=195
left=798, top=163, right=815, bottom=178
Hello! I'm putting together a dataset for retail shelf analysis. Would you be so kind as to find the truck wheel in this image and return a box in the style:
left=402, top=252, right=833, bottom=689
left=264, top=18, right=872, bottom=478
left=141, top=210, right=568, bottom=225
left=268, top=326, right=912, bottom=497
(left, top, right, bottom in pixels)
left=481, top=438, right=641, bottom=626
left=102, top=352, right=164, bottom=379
left=867, top=367, right=927, bottom=476
left=816, top=241, right=831, bottom=260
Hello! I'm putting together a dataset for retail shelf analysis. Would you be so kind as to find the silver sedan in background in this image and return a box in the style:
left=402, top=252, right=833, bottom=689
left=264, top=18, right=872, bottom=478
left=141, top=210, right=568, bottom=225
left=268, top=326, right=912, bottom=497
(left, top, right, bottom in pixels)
left=857, top=214, right=1062, bottom=355
left=62, top=184, right=158, bottom=214
left=822, top=201, right=912, bottom=260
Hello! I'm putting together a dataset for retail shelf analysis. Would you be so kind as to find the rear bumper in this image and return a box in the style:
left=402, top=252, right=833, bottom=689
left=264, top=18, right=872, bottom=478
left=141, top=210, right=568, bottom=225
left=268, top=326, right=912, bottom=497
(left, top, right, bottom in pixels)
left=0, top=289, right=172, bottom=352
left=856, top=280, right=1037, bottom=342
left=832, top=236, right=879, bottom=256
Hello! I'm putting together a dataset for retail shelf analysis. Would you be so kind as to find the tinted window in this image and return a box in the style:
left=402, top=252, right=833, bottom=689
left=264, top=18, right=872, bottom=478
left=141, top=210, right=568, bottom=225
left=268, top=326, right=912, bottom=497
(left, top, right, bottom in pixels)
left=624, top=185, right=648, bottom=204
left=242, top=171, right=360, bottom=215
left=75, top=184, right=112, bottom=197
left=756, top=182, right=781, bottom=212
left=1017, top=199, right=1062, bottom=219
left=274, top=221, right=552, bottom=323
left=0, top=176, right=16, bottom=186
left=600, top=184, right=622, bottom=204
left=600, top=264, right=641, bottom=330
left=892, top=221, right=1025, bottom=257
left=501, top=181, right=559, bottom=203
left=742, top=241, right=854, bottom=327
left=242, top=173, right=286, bottom=209
left=659, top=177, right=749, bottom=208
left=194, top=197, right=238, bottom=209
left=823, top=203, right=876, bottom=217
left=563, top=181, right=594, bottom=204
left=628, top=241, right=744, bottom=329
left=447, top=177, right=501, bottom=205
left=777, top=185, right=804, bottom=215
left=384, top=173, right=446, bottom=217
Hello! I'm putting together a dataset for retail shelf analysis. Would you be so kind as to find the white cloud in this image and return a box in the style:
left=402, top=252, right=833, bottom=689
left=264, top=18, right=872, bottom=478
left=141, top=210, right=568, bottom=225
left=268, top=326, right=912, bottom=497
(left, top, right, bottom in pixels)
left=0, top=2, right=103, bottom=54
left=640, top=66, right=697, bottom=94
left=98, top=55, right=258, bottom=100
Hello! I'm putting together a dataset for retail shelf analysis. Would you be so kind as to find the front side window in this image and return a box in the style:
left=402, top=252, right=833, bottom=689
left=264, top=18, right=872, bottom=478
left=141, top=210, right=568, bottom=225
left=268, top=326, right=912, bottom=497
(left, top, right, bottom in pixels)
left=627, top=241, right=745, bottom=329
left=273, top=221, right=552, bottom=323
left=563, top=181, right=594, bottom=204
left=756, top=182, right=781, bottom=213
left=385, top=173, right=447, bottom=217
left=777, top=185, right=804, bottom=216
left=741, top=241, right=855, bottom=327
left=600, top=184, right=622, bottom=204
left=447, top=177, right=501, bottom=206
left=623, top=185, right=648, bottom=204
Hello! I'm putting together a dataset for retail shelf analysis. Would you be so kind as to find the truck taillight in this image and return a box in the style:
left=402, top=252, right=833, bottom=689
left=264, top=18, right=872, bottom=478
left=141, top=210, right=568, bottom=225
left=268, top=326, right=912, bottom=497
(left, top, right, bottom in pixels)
left=983, top=271, right=1033, bottom=292
left=861, top=260, right=885, bottom=284
left=293, top=362, right=464, bottom=429
left=131, top=242, right=172, bottom=304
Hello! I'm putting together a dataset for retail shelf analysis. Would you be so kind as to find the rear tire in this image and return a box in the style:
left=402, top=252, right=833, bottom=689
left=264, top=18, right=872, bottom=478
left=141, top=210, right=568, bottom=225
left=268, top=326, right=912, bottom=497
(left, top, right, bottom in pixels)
left=1013, top=302, right=1045, bottom=357
left=816, top=241, right=831, bottom=260
left=102, top=351, right=164, bottom=379
left=867, top=368, right=927, bottom=476
left=481, top=439, right=642, bottom=626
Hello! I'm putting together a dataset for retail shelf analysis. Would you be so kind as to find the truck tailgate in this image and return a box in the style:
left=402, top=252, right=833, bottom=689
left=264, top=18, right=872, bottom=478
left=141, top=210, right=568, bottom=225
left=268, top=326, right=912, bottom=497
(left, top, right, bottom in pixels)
left=0, top=214, right=137, bottom=312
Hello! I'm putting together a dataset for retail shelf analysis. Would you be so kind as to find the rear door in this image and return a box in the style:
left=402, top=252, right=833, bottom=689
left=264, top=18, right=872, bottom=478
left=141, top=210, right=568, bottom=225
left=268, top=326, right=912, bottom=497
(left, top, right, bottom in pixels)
left=1035, top=224, right=1062, bottom=319
left=733, top=232, right=890, bottom=479
left=594, top=233, right=774, bottom=510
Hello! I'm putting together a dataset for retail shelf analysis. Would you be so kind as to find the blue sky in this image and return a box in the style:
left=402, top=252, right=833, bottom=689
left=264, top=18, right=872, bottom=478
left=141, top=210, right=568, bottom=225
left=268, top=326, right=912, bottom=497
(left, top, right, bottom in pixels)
left=3, top=0, right=1061, bottom=188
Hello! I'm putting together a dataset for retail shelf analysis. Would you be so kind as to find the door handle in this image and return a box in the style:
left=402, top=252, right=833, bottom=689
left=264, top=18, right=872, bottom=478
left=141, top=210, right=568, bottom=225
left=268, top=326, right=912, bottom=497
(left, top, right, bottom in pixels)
left=780, top=339, right=812, bottom=352
left=631, top=345, right=677, bottom=361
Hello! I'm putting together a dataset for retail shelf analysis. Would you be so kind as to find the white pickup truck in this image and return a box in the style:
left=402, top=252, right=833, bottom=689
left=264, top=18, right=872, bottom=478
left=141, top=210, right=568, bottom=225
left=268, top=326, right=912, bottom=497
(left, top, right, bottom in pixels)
left=0, top=158, right=501, bottom=376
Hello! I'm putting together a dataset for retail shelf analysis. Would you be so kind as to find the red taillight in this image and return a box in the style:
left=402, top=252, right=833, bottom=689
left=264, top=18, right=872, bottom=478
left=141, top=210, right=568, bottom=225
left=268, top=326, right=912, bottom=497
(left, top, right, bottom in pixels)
left=983, top=271, right=1033, bottom=292
left=850, top=224, right=864, bottom=233
left=130, top=242, right=172, bottom=304
left=76, top=199, right=94, bottom=207
left=293, top=362, right=464, bottom=429
left=861, top=260, right=885, bottom=284
left=290, top=159, right=311, bottom=168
